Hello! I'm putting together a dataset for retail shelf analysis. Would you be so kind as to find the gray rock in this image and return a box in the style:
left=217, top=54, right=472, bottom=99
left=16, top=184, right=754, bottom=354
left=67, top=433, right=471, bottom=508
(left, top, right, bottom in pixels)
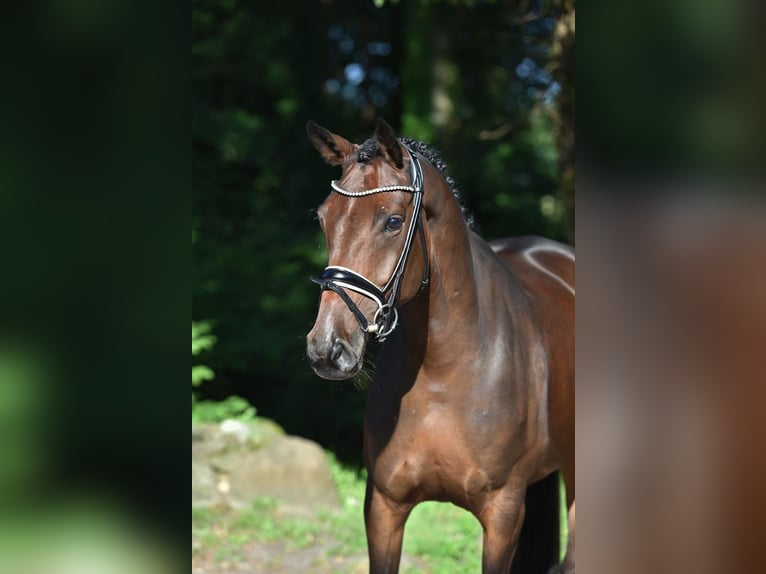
left=192, top=419, right=340, bottom=514
left=192, top=459, right=220, bottom=507
left=226, top=435, right=340, bottom=513
left=219, top=419, right=251, bottom=444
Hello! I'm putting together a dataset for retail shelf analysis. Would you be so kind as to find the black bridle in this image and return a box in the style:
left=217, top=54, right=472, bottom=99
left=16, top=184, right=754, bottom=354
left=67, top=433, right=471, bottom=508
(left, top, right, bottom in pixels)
left=310, top=146, right=430, bottom=342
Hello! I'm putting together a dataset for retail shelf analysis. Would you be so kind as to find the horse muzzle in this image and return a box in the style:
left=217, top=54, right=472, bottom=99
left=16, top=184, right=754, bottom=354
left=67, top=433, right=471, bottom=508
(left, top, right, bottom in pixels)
left=306, top=329, right=363, bottom=380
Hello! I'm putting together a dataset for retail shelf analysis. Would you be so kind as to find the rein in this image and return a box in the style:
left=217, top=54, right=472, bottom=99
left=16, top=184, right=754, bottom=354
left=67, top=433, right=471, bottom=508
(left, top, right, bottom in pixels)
left=310, top=146, right=429, bottom=342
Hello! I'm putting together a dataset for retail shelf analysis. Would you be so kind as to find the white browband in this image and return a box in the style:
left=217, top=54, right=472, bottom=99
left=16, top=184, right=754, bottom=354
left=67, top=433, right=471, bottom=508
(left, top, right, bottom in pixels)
left=330, top=180, right=417, bottom=197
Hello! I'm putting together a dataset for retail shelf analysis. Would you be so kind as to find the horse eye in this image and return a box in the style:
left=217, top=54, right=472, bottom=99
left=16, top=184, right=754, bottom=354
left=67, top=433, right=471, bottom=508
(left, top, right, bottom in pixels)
left=385, top=216, right=404, bottom=231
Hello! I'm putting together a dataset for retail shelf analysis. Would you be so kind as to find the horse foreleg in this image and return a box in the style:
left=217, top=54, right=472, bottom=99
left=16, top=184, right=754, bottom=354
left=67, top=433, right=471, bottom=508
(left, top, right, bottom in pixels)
left=364, top=480, right=412, bottom=574
left=478, top=487, right=526, bottom=574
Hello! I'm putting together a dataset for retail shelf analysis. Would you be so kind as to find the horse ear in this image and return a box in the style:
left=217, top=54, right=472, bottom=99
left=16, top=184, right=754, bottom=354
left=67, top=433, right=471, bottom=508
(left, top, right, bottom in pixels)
left=375, top=118, right=404, bottom=169
left=306, top=121, right=354, bottom=166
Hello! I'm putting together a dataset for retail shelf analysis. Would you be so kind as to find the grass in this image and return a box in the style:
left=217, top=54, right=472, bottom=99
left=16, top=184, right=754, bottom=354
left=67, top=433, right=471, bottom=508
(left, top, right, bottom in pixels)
left=402, top=501, right=482, bottom=574
left=192, top=451, right=568, bottom=572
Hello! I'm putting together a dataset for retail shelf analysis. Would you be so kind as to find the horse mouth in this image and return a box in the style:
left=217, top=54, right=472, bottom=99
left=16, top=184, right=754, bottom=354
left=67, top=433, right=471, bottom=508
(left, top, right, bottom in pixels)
left=312, top=363, right=362, bottom=381
left=310, top=357, right=363, bottom=381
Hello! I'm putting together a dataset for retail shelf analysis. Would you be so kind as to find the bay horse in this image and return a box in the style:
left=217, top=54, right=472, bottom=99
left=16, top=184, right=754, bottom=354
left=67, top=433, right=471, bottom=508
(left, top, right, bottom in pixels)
left=305, top=119, right=574, bottom=574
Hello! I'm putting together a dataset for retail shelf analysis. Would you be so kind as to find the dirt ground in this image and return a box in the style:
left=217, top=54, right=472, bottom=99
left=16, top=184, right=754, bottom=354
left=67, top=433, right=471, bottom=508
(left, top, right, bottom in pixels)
left=192, top=530, right=428, bottom=574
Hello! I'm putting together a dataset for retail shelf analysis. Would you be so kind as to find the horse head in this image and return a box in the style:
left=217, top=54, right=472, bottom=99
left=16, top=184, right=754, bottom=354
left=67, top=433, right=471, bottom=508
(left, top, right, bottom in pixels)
left=305, top=119, right=430, bottom=380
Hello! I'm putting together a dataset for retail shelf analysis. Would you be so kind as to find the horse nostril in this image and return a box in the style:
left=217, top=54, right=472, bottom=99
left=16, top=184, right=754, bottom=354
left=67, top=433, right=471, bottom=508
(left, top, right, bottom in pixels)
left=330, top=340, right=344, bottom=363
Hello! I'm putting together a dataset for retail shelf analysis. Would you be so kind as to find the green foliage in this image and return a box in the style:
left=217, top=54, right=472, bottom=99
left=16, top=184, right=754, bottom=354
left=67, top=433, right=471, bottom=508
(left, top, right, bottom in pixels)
left=192, top=320, right=257, bottom=423
left=192, top=321, right=216, bottom=387
left=191, top=395, right=257, bottom=423
left=192, top=321, right=216, bottom=356
left=191, top=365, right=214, bottom=387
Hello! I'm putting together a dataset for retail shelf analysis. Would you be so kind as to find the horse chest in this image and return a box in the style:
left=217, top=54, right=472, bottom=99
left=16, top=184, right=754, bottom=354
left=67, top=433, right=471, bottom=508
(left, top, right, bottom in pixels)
left=369, top=408, right=500, bottom=506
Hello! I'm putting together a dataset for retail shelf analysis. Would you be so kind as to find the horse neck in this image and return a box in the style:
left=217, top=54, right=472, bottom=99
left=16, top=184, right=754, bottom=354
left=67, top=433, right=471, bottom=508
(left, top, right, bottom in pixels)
left=399, top=169, right=482, bottom=371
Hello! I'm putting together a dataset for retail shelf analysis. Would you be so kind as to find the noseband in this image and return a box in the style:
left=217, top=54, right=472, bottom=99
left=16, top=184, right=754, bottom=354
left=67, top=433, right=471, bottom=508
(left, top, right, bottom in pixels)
left=310, top=146, right=430, bottom=342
